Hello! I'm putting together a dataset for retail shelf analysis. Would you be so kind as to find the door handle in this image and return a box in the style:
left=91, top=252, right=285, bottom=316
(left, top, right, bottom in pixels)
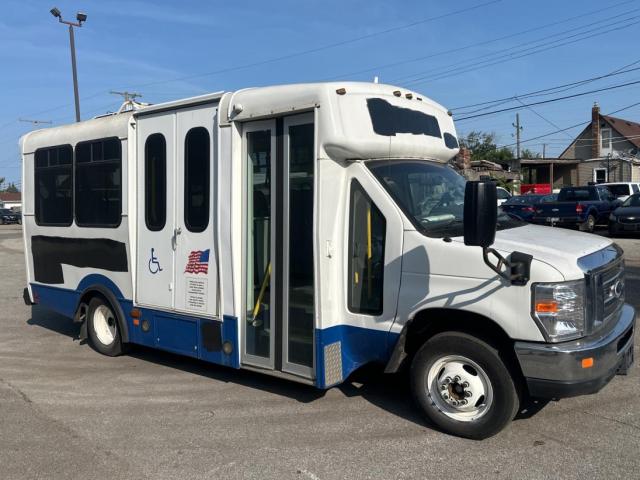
left=171, top=227, right=182, bottom=251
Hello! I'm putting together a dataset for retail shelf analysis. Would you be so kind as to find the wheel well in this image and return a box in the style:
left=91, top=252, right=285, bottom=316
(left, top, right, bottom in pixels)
left=396, top=308, right=523, bottom=383
left=75, top=287, right=129, bottom=343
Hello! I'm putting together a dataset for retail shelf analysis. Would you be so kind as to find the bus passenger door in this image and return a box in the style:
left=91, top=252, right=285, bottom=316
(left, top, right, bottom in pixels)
left=136, top=113, right=176, bottom=310
left=173, top=106, right=218, bottom=316
left=241, top=114, right=316, bottom=379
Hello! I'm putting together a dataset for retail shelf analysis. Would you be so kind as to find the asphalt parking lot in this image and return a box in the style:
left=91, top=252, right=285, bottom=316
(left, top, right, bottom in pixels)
left=0, top=223, right=638, bottom=480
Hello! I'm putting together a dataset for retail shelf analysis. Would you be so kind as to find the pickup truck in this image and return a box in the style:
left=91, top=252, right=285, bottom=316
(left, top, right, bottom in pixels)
left=532, top=185, right=620, bottom=232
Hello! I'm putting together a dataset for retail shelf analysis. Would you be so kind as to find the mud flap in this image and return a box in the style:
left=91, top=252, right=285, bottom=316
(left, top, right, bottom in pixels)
left=74, top=302, right=89, bottom=341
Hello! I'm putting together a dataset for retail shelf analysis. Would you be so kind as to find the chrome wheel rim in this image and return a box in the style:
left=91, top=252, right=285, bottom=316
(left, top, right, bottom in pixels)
left=93, top=305, right=117, bottom=346
left=426, top=355, right=493, bottom=422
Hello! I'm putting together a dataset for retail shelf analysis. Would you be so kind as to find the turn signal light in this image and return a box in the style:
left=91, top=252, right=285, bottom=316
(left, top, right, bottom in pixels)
left=581, top=357, right=594, bottom=369
left=535, top=301, right=558, bottom=313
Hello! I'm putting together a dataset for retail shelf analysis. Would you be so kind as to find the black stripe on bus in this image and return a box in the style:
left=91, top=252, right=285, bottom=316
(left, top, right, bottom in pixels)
left=31, top=236, right=128, bottom=284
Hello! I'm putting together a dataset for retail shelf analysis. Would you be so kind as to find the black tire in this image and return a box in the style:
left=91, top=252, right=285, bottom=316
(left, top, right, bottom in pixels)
left=410, top=332, right=520, bottom=440
left=86, top=296, right=124, bottom=356
left=581, top=214, right=596, bottom=232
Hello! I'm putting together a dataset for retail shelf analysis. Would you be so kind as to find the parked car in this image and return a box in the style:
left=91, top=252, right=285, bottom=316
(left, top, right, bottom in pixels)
left=0, top=208, right=20, bottom=224
left=600, top=182, right=640, bottom=201
left=609, top=193, right=640, bottom=235
left=532, top=185, right=620, bottom=232
left=496, top=186, right=511, bottom=206
left=500, top=193, right=556, bottom=221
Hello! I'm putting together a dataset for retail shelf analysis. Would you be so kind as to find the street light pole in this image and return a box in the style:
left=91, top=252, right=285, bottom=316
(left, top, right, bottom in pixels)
left=68, top=24, right=81, bottom=123
left=50, top=8, right=87, bottom=123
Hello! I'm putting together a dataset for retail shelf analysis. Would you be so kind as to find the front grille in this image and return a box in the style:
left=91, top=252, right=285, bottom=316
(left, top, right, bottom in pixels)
left=589, top=259, right=625, bottom=333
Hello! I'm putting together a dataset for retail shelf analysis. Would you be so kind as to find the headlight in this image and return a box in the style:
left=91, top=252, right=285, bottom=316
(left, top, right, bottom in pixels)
left=532, top=280, right=585, bottom=342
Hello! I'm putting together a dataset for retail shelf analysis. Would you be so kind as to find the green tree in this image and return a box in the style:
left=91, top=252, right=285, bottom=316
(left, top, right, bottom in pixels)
left=5, top=183, right=19, bottom=193
left=520, top=148, right=541, bottom=159
left=459, top=131, right=514, bottom=163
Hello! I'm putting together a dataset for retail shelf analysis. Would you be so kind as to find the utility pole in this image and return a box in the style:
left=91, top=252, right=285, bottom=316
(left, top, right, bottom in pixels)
left=512, top=113, right=523, bottom=172
left=542, top=143, right=546, bottom=160
left=50, top=8, right=87, bottom=123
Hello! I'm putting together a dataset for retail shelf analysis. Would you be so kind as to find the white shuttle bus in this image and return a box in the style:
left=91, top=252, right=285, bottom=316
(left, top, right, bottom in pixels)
left=21, top=82, right=634, bottom=438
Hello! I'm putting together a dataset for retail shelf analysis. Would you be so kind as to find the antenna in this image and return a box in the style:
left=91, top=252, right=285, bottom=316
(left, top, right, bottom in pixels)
left=19, top=118, right=53, bottom=125
left=109, top=90, right=148, bottom=114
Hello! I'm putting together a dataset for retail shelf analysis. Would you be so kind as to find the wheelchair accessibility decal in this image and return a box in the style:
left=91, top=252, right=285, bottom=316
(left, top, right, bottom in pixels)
left=148, top=248, right=163, bottom=274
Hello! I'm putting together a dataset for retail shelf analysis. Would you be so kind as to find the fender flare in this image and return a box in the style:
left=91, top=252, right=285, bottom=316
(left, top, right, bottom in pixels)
left=76, top=284, right=130, bottom=343
left=384, top=309, right=515, bottom=374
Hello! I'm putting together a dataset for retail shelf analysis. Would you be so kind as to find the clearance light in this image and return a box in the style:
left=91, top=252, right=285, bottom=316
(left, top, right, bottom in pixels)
left=336, top=88, right=346, bottom=95
left=393, top=90, right=401, bottom=97
left=130, top=308, right=141, bottom=318
left=405, top=93, right=413, bottom=99
left=581, top=357, right=594, bottom=369
left=535, top=301, right=558, bottom=313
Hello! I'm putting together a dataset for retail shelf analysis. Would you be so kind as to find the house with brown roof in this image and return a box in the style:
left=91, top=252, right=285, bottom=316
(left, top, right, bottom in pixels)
left=558, top=103, right=640, bottom=184
left=0, top=192, right=22, bottom=211
left=521, top=104, right=640, bottom=192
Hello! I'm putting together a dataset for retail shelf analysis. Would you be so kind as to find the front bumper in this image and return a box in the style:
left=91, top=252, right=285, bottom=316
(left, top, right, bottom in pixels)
left=514, top=303, right=635, bottom=399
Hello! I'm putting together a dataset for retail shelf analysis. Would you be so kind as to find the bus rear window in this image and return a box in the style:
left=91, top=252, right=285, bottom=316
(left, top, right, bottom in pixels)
left=34, top=145, right=73, bottom=226
left=366, top=98, right=441, bottom=138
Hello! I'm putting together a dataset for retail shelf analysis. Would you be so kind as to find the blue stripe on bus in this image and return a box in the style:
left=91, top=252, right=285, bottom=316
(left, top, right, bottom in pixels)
left=30, top=278, right=396, bottom=389
left=315, top=324, right=399, bottom=389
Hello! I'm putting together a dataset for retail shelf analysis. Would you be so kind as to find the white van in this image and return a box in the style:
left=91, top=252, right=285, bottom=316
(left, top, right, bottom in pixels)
left=20, top=82, right=634, bottom=439
left=600, top=182, right=640, bottom=201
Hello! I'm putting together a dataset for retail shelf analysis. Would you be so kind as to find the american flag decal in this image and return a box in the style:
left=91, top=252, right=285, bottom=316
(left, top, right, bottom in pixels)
left=184, top=249, right=210, bottom=274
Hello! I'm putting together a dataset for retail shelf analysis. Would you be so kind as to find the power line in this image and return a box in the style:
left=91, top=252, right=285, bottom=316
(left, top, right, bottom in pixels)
left=515, top=99, right=575, bottom=140
left=455, top=79, right=640, bottom=121
left=326, top=0, right=635, bottom=82
left=125, top=0, right=501, bottom=90
left=451, top=60, right=640, bottom=112
left=394, top=8, right=640, bottom=85
left=398, top=13, right=640, bottom=86
left=499, top=101, right=640, bottom=148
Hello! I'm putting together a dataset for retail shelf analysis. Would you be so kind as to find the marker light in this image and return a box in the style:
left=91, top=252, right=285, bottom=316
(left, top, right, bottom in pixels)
left=581, top=357, right=594, bottom=369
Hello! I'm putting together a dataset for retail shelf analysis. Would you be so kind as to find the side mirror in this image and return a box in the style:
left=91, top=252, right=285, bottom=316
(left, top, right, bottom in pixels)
left=464, top=181, right=497, bottom=248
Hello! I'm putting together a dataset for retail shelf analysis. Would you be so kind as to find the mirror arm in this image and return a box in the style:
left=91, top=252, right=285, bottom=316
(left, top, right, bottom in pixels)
left=482, top=248, right=532, bottom=286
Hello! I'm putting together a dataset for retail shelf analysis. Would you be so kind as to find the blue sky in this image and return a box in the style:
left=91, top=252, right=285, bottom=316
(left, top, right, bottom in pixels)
left=2, top=0, right=640, bottom=187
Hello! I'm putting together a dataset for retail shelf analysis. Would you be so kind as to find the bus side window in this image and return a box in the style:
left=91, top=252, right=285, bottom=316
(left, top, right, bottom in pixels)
left=34, top=145, right=73, bottom=226
left=184, top=127, right=210, bottom=233
left=145, top=133, right=167, bottom=231
left=348, top=180, right=386, bottom=315
left=75, top=137, right=122, bottom=227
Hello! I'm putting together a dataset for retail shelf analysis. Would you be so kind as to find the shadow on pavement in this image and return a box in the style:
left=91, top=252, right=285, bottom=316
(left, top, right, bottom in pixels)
left=26, top=304, right=551, bottom=431
left=27, top=305, right=81, bottom=339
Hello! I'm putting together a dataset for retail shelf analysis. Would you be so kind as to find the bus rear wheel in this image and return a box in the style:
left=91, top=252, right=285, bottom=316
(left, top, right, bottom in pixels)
left=87, top=296, right=124, bottom=357
left=410, top=332, right=520, bottom=439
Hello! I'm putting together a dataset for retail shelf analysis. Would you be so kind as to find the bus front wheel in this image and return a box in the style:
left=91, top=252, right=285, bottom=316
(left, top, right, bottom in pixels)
left=410, top=331, right=520, bottom=439
left=87, top=296, right=124, bottom=357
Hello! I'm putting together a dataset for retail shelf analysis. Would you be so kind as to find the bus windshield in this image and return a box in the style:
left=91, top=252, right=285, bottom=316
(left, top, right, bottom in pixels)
left=367, top=160, right=523, bottom=238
